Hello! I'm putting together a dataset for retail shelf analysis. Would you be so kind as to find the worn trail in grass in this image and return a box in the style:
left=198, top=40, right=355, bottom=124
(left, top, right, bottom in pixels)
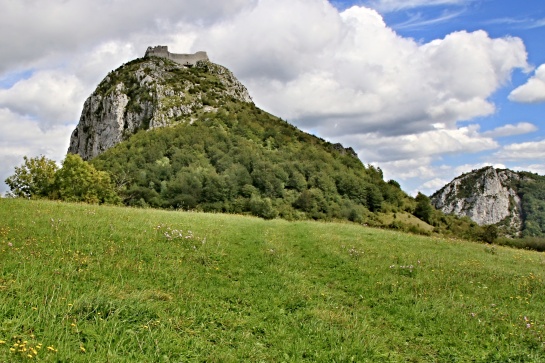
left=1, top=198, right=544, bottom=362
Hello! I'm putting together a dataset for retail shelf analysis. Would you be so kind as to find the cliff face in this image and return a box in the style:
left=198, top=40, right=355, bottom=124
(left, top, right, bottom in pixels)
left=430, top=167, right=523, bottom=234
left=68, top=57, right=252, bottom=160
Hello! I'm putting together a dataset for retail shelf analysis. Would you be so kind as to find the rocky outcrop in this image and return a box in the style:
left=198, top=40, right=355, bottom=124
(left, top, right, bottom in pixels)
left=430, top=166, right=523, bottom=234
left=68, top=56, right=252, bottom=160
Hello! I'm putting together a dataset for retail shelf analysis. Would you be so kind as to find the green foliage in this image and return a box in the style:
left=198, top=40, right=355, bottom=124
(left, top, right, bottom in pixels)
left=480, top=224, right=499, bottom=244
left=2, top=199, right=545, bottom=361
left=5, top=154, right=119, bottom=205
left=4, top=155, right=58, bottom=198
left=85, top=54, right=516, bottom=242
left=91, top=100, right=410, bottom=222
left=414, top=192, right=433, bottom=224
left=53, top=154, right=120, bottom=204
left=517, top=173, right=545, bottom=237
left=496, top=236, right=545, bottom=252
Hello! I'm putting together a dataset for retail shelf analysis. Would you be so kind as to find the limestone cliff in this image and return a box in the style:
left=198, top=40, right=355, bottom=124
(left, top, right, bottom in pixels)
left=68, top=56, right=252, bottom=160
left=430, top=167, right=524, bottom=235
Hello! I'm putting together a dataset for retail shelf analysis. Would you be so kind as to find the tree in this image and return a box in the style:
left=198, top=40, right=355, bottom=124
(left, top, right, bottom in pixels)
left=414, top=192, right=433, bottom=224
left=53, top=154, right=119, bottom=204
left=366, top=184, right=384, bottom=212
left=481, top=225, right=498, bottom=244
left=5, top=156, right=58, bottom=198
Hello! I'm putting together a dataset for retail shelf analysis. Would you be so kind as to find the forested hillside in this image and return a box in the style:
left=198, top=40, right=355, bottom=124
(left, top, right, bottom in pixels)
left=91, top=100, right=410, bottom=222
left=515, top=171, right=545, bottom=237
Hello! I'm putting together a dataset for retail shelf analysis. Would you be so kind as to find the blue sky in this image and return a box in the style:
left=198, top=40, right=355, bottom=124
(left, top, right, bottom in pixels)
left=1, top=0, right=545, bottom=196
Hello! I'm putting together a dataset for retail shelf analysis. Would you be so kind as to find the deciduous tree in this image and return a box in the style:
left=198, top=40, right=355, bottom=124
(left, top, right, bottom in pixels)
left=5, top=156, right=58, bottom=198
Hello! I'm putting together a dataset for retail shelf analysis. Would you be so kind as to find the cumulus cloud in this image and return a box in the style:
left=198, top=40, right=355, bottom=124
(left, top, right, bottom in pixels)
left=508, top=64, right=545, bottom=103
left=341, top=125, right=498, bottom=163
left=0, top=0, right=256, bottom=74
left=0, top=71, right=84, bottom=129
left=196, top=3, right=528, bottom=138
left=494, top=139, right=545, bottom=161
left=421, top=177, right=450, bottom=192
left=512, top=164, right=545, bottom=176
left=387, top=161, right=506, bottom=196
left=482, top=122, right=538, bottom=138
left=0, top=108, right=72, bottom=194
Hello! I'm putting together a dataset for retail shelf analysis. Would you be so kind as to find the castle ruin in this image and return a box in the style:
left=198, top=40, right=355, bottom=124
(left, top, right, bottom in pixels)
left=144, top=46, right=209, bottom=67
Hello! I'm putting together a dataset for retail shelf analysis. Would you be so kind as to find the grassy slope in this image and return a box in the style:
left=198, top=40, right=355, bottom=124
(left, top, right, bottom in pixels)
left=1, top=198, right=544, bottom=362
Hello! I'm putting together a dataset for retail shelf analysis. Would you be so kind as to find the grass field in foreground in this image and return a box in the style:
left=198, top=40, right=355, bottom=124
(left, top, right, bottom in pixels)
left=1, top=198, right=545, bottom=362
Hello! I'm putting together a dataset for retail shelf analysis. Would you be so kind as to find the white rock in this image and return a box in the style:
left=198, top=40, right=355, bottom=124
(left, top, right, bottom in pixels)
left=68, top=57, right=253, bottom=160
left=431, top=166, right=523, bottom=234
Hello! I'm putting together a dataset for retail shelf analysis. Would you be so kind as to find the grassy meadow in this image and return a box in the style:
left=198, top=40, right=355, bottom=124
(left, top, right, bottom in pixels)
left=1, top=198, right=545, bottom=362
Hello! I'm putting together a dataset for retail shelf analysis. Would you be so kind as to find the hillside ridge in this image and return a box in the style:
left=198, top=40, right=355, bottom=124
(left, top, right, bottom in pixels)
left=431, top=166, right=545, bottom=237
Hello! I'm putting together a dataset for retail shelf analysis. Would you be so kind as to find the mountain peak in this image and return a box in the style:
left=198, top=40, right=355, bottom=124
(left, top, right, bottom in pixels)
left=430, top=166, right=526, bottom=235
left=68, top=54, right=252, bottom=160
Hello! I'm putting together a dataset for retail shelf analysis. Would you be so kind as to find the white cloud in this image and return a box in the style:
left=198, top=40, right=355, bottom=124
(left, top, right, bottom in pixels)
left=0, top=0, right=256, bottom=74
left=364, top=0, right=472, bottom=12
left=343, top=125, right=498, bottom=163
left=0, top=108, right=72, bottom=194
left=196, top=4, right=528, bottom=139
left=482, top=122, right=538, bottom=138
left=366, top=142, right=507, bottom=196
left=508, top=64, right=545, bottom=103
left=0, top=71, right=84, bottom=129
left=372, top=156, right=434, bottom=179
left=421, top=177, right=449, bottom=193
left=494, top=139, right=545, bottom=161
left=453, top=162, right=506, bottom=174
left=342, top=125, right=499, bottom=194
left=512, top=164, right=545, bottom=176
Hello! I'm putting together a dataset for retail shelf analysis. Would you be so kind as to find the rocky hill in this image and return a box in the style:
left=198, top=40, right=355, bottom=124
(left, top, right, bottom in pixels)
left=67, top=51, right=419, bottom=224
left=69, top=56, right=252, bottom=160
left=431, top=166, right=545, bottom=237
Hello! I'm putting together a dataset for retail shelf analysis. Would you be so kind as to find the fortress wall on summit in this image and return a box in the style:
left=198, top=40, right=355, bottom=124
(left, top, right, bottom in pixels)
left=145, top=46, right=208, bottom=67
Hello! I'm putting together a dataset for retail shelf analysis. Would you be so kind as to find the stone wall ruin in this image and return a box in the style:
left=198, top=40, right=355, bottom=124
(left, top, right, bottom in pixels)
left=144, top=45, right=209, bottom=67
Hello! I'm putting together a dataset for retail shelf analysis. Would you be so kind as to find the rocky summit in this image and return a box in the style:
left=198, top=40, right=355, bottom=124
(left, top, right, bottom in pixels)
left=430, top=166, right=540, bottom=236
left=68, top=52, right=252, bottom=160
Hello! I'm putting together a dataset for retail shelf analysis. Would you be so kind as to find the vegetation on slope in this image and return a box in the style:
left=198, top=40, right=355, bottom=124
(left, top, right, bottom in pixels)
left=4, top=56, right=501, bottom=242
left=1, top=199, right=545, bottom=362
left=90, top=99, right=410, bottom=223
left=516, top=171, right=545, bottom=237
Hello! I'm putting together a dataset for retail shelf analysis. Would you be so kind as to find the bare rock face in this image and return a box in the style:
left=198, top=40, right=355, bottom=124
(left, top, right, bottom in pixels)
left=430, top=166, right=523, bottom=234
left=68, top=56, right=253, bottom=160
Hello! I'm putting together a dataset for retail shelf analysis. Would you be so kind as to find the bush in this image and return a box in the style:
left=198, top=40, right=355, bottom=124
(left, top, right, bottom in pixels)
left=249, top=195, right=278, bottom=220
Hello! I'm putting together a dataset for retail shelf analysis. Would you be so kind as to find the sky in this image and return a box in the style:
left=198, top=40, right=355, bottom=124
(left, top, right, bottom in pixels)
left=1, top=0, right=545, bottom=196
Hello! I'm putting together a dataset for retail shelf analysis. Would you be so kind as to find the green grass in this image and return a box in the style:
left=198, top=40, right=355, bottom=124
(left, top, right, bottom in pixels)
left=1, top=198, right=545, bottom=362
